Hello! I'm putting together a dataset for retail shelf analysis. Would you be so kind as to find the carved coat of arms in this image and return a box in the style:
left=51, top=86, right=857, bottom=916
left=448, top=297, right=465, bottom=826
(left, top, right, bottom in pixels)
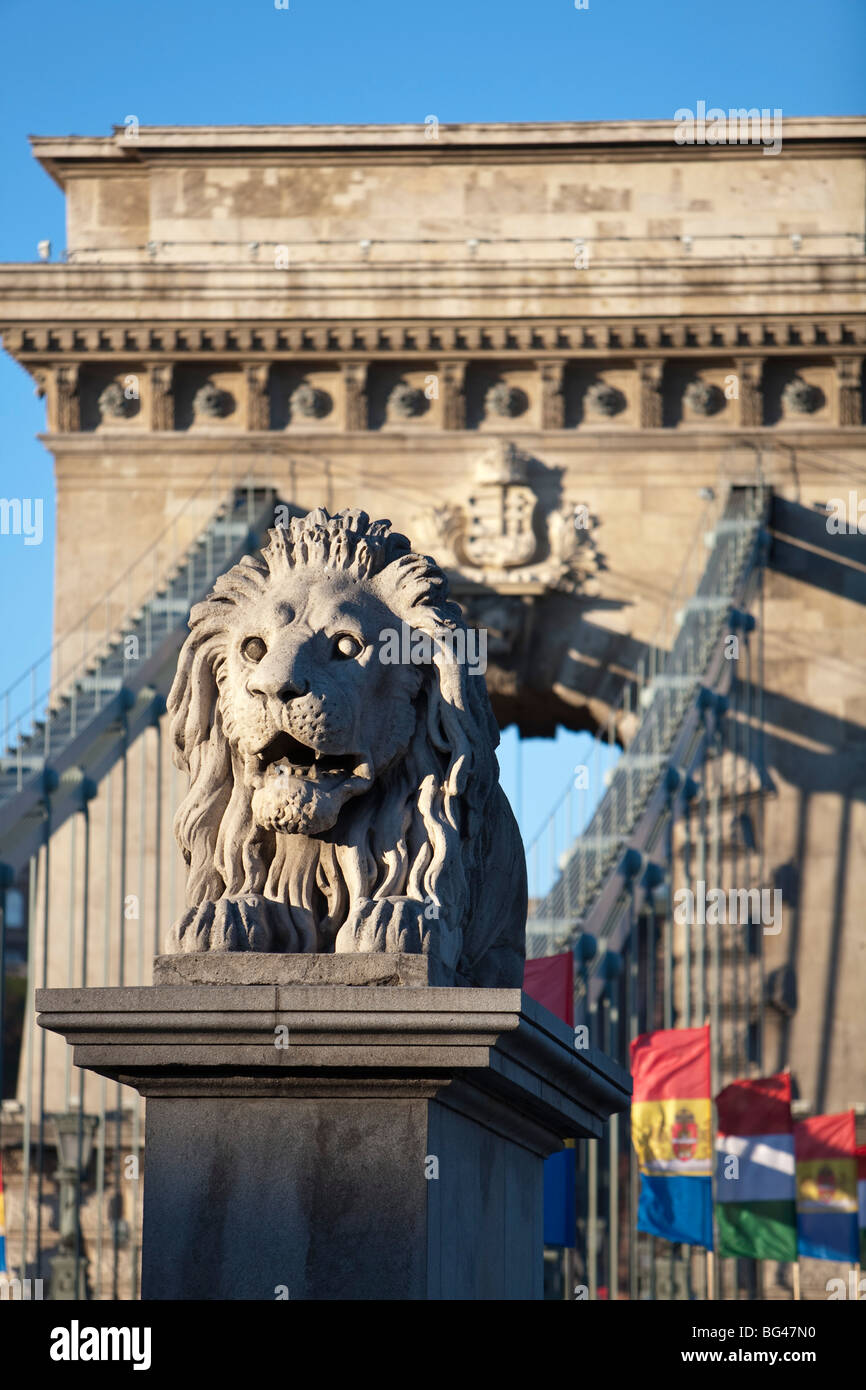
left=413, top=440, right=597, bottom=594
left=412, top=442, right=601, bottom=707
left=463, top=446, right=538, bottom=569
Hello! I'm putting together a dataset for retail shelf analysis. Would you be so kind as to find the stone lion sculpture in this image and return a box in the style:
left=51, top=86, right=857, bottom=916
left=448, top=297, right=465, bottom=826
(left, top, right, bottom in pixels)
left=165, top=506, right=527, bottom=986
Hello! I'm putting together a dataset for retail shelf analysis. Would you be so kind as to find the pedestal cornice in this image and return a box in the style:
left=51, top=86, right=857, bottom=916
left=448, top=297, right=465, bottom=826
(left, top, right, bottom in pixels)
left=36, top=978, right=631, bottom=1143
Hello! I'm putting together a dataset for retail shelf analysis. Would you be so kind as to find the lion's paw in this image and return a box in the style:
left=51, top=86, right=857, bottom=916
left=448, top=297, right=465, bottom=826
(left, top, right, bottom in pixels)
left=165, top=895, right=314, bottom=954
left=334, top=897, right=435, bottom=956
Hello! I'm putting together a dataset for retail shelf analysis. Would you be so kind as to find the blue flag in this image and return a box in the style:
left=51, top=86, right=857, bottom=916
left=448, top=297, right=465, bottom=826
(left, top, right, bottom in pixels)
left=638, top=1173, right=714, bottom=1248
left=544, top=1146, right=576, bottom=1248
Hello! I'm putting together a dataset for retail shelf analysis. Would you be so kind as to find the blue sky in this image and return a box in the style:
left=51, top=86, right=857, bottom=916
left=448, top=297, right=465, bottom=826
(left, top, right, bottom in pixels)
left=0, top=0, right=863, bottom=845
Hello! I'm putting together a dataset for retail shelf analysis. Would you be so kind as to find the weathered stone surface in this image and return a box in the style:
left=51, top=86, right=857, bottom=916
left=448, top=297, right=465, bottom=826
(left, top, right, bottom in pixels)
left=36, top=982, right=631, bottom=1299
left=143, top=1094, right=432, bottom=1299
left=165, top=507, right=527, bottom=985
left=153, top=951, right=430, bottom=986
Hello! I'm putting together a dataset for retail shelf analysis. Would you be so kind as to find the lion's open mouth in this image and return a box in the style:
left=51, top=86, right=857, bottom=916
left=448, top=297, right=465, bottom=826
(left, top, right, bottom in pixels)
left=254, top=731, right=362, bottom=784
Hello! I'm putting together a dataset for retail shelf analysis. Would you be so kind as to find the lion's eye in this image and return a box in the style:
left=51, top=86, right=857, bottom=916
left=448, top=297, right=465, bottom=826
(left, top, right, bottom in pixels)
left=334, top=633, right=362, bottom=660
left=241, top=636, right=268, bottom=663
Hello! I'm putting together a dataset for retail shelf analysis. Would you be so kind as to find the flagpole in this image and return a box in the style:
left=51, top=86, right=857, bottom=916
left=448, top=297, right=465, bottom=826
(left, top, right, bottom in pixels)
left=628, top=878, right=639, bottom=1302
left=709, top=1032, right=717, bottom=1301
left=710, top=769, right=723, bottom=1300
left=588, top=1138, right=598, bottom=1300
left=606, top=969, right=621, bottom=1301
left=584, top=946, right=600, bottom=1301
left=646, top=912, right=656, bottom=1301
left=663, top=779, right=676, bottom=1301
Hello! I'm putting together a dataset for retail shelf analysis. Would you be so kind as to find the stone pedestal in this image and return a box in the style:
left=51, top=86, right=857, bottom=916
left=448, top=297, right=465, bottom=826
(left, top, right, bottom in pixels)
left=37, top=956, right=630, bottom=1301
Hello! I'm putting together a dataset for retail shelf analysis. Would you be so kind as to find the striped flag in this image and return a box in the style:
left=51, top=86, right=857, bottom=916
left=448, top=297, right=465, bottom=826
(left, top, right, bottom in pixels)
left=630, top=1025, right=713, bottom=1248
left=856, top=1145, right=866, bottom=1265
left=794, top=1111, right=859, bottom=1262
left=0, top=1151, right=7, bottom=1275
left=715, top=1073, right=797, bottom=1261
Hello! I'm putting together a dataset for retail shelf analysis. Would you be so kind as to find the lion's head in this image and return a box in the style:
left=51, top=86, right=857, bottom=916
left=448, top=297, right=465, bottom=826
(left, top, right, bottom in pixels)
left=168, top=507, right=508, bottom=961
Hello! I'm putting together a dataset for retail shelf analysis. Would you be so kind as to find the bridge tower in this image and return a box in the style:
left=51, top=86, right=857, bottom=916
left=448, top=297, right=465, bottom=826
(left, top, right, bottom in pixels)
left=1, top=118, right=864, bottom=1298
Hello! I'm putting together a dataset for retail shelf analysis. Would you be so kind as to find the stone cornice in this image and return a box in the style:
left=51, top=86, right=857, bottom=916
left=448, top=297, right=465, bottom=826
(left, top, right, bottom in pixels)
left=29, top=116, right=866, bottom=189
left=45, top=144, right=866, bottom=179
left=4, top=315, right=864, bottom=360
left=35, top=980, right=631, bottom=1131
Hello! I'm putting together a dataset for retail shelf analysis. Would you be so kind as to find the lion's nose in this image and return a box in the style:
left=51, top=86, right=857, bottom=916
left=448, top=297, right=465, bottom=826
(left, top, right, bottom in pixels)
left=248, top=669, right=309, bottom=702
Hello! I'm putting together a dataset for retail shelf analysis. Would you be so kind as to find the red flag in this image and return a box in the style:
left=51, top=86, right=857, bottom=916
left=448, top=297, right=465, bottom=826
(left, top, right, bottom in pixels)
left=794, top=1110, right=856, bottom=1162
left=523, top=952, right=574, bottom=1026
left=715, top=1072, right=793, bottom=1135
left=630, top=1025, right=710, bottom=1103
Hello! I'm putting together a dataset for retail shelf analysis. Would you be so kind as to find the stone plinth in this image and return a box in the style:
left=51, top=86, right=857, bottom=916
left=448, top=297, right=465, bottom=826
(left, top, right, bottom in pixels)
left=37, top=957, right=630, bottom=1301
left=151, top=950, right=433, bottom=987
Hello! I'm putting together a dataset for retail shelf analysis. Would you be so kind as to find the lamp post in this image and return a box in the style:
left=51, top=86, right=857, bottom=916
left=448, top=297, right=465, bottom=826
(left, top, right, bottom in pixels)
left=49, top=1112, right=98, bottom=1300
